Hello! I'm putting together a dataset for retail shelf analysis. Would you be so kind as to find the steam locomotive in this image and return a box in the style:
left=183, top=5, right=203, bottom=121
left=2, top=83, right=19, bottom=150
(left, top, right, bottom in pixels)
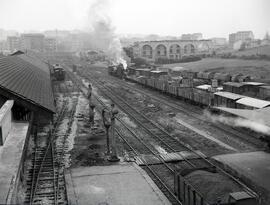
left=51, top=64, right=65, bottom=81
left=107, top=63, right=126, bottom=79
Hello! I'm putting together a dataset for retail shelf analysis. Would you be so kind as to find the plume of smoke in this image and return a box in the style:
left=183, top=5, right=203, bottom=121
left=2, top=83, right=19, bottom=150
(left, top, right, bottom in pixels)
left=87, top=0, right=127, bottom=68
left=204, top=110, right=270, bottom=135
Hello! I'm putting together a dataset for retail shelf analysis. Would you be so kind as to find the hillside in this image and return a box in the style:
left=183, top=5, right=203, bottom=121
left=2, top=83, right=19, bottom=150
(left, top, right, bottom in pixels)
left=161, top=58, right=270, bottom=82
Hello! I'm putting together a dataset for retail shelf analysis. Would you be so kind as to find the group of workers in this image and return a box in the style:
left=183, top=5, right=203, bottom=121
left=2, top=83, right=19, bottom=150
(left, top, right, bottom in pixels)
left=87, top=83, right=119, bottom=161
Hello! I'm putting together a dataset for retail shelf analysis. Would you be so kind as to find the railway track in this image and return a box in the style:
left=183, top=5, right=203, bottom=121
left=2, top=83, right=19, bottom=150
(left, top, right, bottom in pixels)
left=65, top=68, right=186, bottom=205
left=25, top=78, right=78, bottom=205
left=84, top=70, right=259, bottom=198
left=86, top=67, right=264, bottom=148
left=65, top=67, right=259, bottom=204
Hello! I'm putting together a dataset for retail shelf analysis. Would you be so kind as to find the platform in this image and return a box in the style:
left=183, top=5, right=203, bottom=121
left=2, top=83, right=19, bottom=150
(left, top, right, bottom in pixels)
left=65, top=163, right=171, bottom=205
left=213, top=151, right=270, bottom=204
left=0, top=122, right=29, bottom=204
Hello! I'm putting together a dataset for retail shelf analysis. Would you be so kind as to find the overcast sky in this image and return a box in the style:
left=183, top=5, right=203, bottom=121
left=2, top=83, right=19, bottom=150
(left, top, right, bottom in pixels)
left=0, top=0, right=269, bottom=39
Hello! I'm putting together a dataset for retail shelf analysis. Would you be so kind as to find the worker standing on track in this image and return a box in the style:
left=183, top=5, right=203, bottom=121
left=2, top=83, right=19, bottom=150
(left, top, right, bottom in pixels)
left=102, top=103, right=120, bottom=162
left=87, top=83, right=95, bottom=126
left=102, top=108, right=111, bottom=155
left=108, top=103, right=120, bottom=162
left=87, top=83, right=92, bottom=100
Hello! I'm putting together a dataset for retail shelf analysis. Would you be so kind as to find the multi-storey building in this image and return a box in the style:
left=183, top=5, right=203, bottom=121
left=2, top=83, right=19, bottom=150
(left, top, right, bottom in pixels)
left=7, top=36, right=21, bottom=51
left=229, top=31, right=254, bottom=47
left=44, top=38, right=57, bottom=52
left=21, top=33, right=45, bottom=51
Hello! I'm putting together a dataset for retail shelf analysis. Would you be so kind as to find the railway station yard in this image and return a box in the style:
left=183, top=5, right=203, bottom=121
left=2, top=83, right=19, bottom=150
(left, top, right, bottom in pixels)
left=61, top=63, right=265, bottom=205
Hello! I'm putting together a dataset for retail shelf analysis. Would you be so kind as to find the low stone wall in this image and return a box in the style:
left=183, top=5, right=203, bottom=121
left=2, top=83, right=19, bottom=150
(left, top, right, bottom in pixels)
left=0, top=100, right=14, bottom=145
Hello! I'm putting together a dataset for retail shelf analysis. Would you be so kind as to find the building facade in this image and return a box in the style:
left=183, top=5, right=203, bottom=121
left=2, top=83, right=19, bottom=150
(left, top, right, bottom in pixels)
left=44, top=38, right=57, bottom=52
left=7, top=36, right=21, bottom=51
left=132, top=40, right=213, bottom=62
left=21, top=33, right=45, bottom=51
left=181, top=33, right=203, bottom=40
left=229, top=31, right=254, bottom=47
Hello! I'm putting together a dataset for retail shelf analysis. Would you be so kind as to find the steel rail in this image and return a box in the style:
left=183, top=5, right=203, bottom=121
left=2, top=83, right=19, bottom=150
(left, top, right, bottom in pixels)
left=65, top=68, right=206, bottom=205
left=83, top=69, right=259, bottom=200
left=29, top=93, right=69, bottom=205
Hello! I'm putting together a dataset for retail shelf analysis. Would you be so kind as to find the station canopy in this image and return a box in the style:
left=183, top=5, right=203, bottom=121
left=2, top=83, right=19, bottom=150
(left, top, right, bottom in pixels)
left=0, top=54, right=55, bottom=113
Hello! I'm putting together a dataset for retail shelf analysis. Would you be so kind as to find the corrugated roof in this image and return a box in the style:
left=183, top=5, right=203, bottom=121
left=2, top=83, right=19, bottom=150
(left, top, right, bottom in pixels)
left=0, top=54, right=55, bottom=112
left=236, top=97, right=270, bottom=109
left=214, top=91, right=245, bottom=100
left=17, top=55, right=50, bottom=74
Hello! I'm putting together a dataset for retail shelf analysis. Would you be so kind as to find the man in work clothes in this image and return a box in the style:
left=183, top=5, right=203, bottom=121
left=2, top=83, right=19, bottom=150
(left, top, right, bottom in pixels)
left=87, top=83, right=95, bottom=125
left=87, top=83, right=92, bottom=100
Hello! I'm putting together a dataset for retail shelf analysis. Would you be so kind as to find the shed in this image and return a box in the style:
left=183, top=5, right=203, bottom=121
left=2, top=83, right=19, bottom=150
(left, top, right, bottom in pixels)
left=0, top=54, right=55, bottom=123
left=259, top=85, right=270, bottom=100
left=223, top=82, right=245, bottom=94
left=236, top=97, right=270, bottom=109
left=241, top=82, right=266, bottom=98
left=214, top=92, right=245, bottom=108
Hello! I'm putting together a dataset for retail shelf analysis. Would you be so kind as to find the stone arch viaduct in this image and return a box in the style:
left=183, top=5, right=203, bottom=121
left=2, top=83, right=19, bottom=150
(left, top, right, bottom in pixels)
left=134, top=40, right=213, bottom=61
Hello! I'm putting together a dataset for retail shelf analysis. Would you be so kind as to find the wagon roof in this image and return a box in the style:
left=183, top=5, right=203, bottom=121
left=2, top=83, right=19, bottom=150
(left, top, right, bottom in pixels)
left=214, top=91, right=245, bottom=100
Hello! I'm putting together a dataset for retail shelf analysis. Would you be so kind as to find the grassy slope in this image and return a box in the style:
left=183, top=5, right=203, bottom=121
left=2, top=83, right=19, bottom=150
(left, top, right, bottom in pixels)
left=161, top=58, right=270, bottom=82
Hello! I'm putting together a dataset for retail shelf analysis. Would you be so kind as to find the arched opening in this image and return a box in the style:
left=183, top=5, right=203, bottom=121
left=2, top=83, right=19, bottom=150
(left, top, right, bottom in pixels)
left=142, top=45, right=153, bottom=59
left=155, top=44, right=167, bottom=58
left=169, top=44, right=181, bottom=59
left=184, top=44, right=195, bottom=54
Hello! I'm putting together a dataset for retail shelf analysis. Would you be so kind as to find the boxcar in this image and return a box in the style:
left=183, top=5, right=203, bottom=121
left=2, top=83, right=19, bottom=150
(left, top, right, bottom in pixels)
left=193, top=88, right=212, bottom=106
left=259, top=85, right=270, bottom=100
left=167, top=84, right=178, bottom=96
